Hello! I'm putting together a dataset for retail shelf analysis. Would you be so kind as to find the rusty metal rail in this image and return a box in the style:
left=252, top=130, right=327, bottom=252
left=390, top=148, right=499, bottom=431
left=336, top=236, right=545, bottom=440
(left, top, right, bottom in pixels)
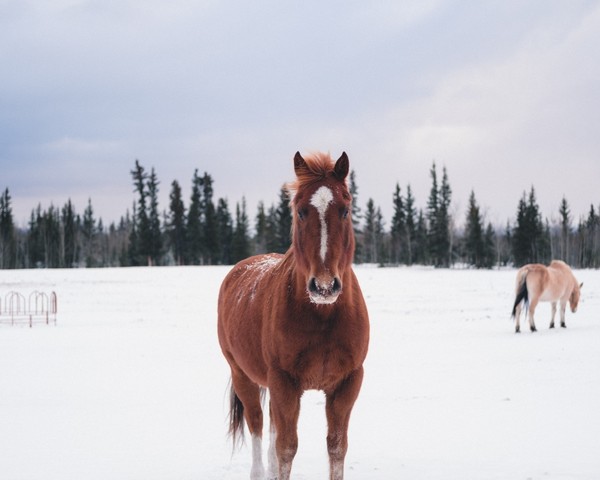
left=0, top=291, right=58, bottom=327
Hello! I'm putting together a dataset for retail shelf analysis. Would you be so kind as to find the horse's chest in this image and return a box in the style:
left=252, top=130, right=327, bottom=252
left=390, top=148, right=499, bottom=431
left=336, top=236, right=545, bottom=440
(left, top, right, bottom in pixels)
left=284, top=336, right=354, bottom=391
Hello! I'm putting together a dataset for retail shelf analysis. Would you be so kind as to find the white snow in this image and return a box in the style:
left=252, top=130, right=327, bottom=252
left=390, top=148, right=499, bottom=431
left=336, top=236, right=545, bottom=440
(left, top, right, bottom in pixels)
left=1, top=266, right=599, bottom=479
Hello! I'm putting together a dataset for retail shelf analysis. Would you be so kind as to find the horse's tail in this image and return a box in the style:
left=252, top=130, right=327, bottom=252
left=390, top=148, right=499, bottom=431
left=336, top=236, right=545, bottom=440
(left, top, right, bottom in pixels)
left=511, top=272, right=529, bottom=318
left=228, top=382, right=245, bottom=450
left=227, top=381, right=267, bottom=450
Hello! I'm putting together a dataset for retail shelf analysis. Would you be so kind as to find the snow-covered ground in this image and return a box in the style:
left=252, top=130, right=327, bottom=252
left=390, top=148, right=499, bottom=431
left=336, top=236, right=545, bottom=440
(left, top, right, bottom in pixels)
left=1, top=265, right=598, bottom=480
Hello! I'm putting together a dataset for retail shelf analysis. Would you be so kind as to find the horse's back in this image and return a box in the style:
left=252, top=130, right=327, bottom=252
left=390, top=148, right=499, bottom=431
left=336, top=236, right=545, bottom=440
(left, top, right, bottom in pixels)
left=519, top=260, right=577, bottom=302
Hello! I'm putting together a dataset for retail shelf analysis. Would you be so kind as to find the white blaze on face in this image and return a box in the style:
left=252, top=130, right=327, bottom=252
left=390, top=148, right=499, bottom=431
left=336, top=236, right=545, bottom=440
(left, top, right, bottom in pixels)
left=310, top=186, right=334, bottom=262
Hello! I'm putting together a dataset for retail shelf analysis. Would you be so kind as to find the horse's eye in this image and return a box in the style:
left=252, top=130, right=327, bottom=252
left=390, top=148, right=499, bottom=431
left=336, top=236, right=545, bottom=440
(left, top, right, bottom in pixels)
left=297, top=209, right=306, bottom=220
left=341, top=208, right=349, bottom=219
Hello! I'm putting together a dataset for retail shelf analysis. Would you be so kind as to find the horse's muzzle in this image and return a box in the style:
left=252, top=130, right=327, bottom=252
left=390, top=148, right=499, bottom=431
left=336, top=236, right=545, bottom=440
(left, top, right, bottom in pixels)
left=308, top=276, right=342, bottom=304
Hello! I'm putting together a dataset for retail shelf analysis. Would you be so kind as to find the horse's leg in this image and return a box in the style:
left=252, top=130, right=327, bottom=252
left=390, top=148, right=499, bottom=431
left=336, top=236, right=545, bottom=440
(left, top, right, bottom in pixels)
left=325, top=367, right=364, bottom=480
left=550, top=301, right=557, bottom=328
left=268, top=369, right=301, bottom=480
left=231, top=370, right=266, bottom=480
left=514, top=302, right=522, bottom=333
left=560, top=299, right=568, bottom=328
left=528, top=298, right=538, bottom=332
left=267, top=402, right=278, bottom=480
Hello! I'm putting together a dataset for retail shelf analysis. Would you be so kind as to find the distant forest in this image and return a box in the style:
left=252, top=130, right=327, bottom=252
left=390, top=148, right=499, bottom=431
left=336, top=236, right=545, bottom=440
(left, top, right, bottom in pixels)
left=1, top=160, right=599, bottom=269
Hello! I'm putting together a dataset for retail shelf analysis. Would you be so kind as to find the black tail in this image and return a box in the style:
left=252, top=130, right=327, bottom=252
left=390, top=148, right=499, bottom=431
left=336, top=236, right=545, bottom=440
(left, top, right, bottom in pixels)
left=511, top=275, right=529, bottom=317
left=228, top=383, right=245, bottom=450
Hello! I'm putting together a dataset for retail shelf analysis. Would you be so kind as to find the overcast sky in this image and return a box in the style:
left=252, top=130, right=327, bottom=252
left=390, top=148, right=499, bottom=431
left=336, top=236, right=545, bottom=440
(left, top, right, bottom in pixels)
left=2, top=0, right=599, bottom=230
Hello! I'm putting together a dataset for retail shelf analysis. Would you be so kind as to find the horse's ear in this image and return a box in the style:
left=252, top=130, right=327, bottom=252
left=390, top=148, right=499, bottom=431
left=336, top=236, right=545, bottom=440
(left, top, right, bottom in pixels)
left=334, top=152, right=349, bottom=180
left=580, top=282, right=584, bottom=289
left=294, top=151, right=308, bottom=177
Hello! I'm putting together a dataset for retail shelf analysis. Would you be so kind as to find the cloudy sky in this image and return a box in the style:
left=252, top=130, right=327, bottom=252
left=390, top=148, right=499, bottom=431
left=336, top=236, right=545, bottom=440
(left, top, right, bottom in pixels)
left=2, top=0, right=599, bottom=229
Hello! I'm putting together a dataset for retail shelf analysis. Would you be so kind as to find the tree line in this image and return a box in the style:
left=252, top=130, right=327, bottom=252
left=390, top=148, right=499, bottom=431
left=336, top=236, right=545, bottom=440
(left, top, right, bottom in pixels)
left=1, top=160, right=599, bottom=269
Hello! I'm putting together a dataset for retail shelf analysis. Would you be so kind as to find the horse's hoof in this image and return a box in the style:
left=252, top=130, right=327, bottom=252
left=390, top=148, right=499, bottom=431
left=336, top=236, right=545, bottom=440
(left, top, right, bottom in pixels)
left=531, top=327, right=537, bottom=332
left=549, top=324, right=555, bottom=329
left=561, top=323, right=567, bottom=328
left=515, top=328, right=520, bottom=333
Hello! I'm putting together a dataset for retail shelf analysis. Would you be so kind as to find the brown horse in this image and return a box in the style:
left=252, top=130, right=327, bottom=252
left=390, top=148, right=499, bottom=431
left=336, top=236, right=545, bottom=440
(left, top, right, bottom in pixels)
left=218, top=152, right=369, bottom=479
left=511, top=260, right=583, bottom=333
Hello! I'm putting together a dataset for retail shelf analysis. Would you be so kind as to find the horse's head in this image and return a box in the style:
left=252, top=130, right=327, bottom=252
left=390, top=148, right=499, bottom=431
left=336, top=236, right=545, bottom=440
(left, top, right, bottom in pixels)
left=570, top=282, right=583, bottom=312
left=288, top=152, right=354, bottom=305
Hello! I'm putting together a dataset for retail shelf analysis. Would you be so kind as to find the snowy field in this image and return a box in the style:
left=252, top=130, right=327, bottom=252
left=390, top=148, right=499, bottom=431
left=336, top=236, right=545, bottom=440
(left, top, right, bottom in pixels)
left=1, top=265, right=599, bottom=480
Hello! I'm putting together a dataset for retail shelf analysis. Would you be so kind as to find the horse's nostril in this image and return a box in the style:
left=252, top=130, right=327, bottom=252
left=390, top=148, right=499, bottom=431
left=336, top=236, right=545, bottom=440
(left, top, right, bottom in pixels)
left=332, top=277, right=342, bottom=293
left=308, top=278, right=319, bottom=293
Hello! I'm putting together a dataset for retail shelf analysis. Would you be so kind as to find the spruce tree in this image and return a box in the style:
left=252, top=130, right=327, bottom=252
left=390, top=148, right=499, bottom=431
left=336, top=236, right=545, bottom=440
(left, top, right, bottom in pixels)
left=254, top=201, right=268, bottom=255
left=482, top=223, right=496, bottom=268
left=216, top=198, right=233, bottom=264
left=427, top=162, right=452, bottom=267
left=201, top=173, right=218, bottom=264
left=82, top=199, right=96, bottom=267
left=349, top=170, right=363, bottom=263
left=130, top=160, right=150, bottom=266
left=363, top=199, right=377, bottom=263
left=464, top=190, right=485, bottom=268
left=404, top=184, right=416, bottom=265
left=232, top=197, right=251, bottom=263
left=146, top=168, right=162, bottom=265
left=265, top=204, right=279, bottom=253
left=167, top=180, right=186, bottom=265
left=390, top=183, right=405, bottom=264
left=512, top=187, right=549, bottom=265
left=414, top=209, right=429, bottom=265
left=0, top=188, right=17, bottom=269
left=61, top=199, right=78, bottom=267
left=363, top=199, right=385, bottom=264
left=558, top=196, right=571, bottom=262
left=273, top=186, right=292, bottom=254
left=438, top=166, right=452, bottom=266
left=186, top=170, right=203, bottom=264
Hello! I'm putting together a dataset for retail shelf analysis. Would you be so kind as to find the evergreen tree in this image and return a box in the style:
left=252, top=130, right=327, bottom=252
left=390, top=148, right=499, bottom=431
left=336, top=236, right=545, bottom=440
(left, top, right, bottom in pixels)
left=32, top=205, right=61, bottom=268
left=390, top=183, right=405, bottom=264
left=232, top=197, right=251, bottom=263
left=438, top=166, right=452, bottom=266
left=61, top=199, right=78, bottom=267
left=363, top=199, right=377, bottom=263
left=464, top=190, right=485, bottom=268
left=130, top=160, right=150, bottom=266
left=27, top=206, right=43, bottom=268
left=216, top=198, right=233, bottom=265
left=414, top=209, right=429, bottom=265
left=265, top=204, right=279, bottom=253
left=81, top=199, right=96, bottom=267
left=254, top=201, right=268, bottom=255
left=117, top=212, right=133, bottom=267
left=512, top=187, right=549, bottom=266
left=146, top=168, right=162, bottom=265
left=512, top=194, right=529, bottom=266
left=558, top=196, right=571, bottom=262
left=201, top=173, right=218, bottom=264
left=404, top=184, right=417, bottom=265
left=349, top=170, right=363, bottom=262
left=186, top=170, right=203, bottom=264
left=0, top=188, right=17, bottom=269
left=583, top=204, right=599, bottom=268
left=167, top=180, right=186, bottom=265
left=427, top=163, right=452, bottom=267
left=363, top=199, right=385, bottom=264
left=482, top=223, right=496, bottom=268
left=273, top=186, right=292, bottom=254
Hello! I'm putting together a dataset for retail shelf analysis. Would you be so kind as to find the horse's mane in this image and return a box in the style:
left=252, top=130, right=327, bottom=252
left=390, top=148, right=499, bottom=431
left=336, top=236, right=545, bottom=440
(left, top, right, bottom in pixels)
left=286, top=152, right=343, bottom=200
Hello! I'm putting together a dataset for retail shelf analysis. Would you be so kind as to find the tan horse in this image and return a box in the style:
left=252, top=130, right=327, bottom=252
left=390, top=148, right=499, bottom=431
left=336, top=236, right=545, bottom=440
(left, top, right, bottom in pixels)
left=218, top=152, right=369, bottom=480
left=511, top=260, right=583, bottom=333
